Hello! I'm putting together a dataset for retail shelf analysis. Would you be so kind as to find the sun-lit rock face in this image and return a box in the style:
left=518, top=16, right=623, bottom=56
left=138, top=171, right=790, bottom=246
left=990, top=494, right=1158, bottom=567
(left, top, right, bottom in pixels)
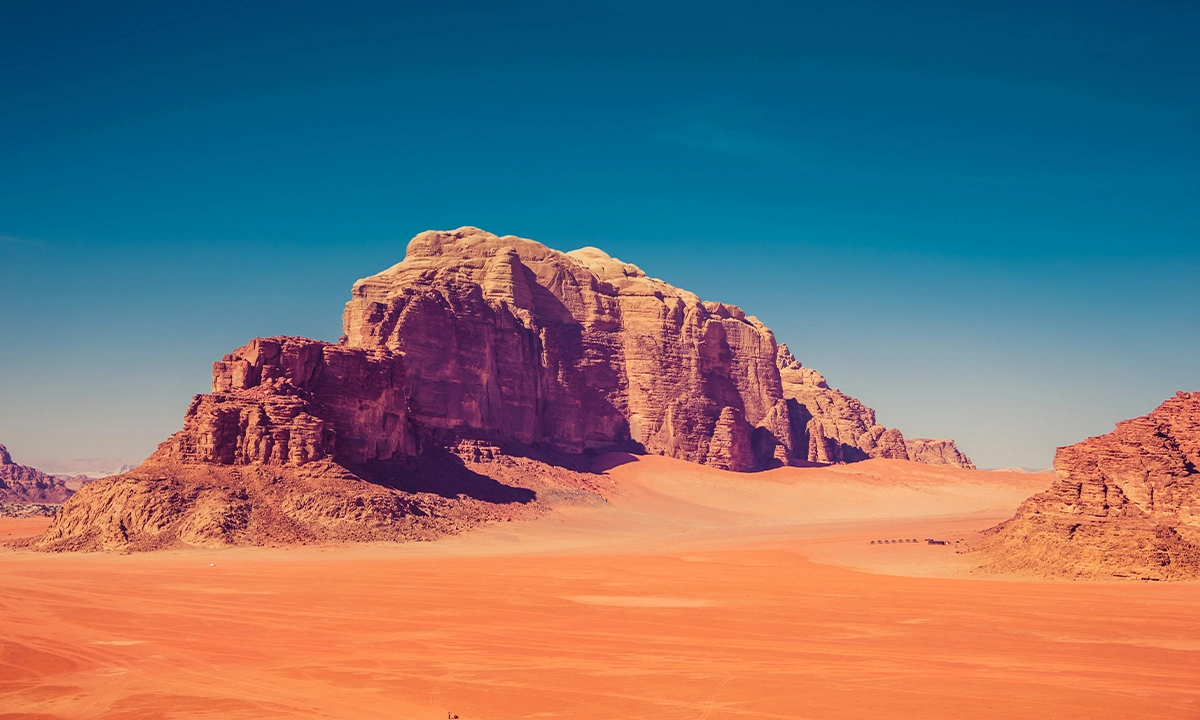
left=342, top=227, right=795, bottom=470
left=975, top=391, right=1200, bottom=580
left=161, top=336, right=415, bottom=467
left=158, top=226, right=956, bottom=474
left=33, top=227, right=978, bottom=552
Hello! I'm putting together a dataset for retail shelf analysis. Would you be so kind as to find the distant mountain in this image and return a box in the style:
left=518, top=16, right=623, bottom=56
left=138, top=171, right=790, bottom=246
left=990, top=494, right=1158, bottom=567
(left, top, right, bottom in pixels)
left=29, top=457, right=140, bottom=479
left=0, top=443, right=78, bottom=506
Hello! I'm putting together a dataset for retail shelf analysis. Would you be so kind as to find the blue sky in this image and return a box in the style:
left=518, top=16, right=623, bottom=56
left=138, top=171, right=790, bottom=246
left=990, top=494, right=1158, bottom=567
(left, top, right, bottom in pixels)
left=1, top=0, right=1197, bottom=467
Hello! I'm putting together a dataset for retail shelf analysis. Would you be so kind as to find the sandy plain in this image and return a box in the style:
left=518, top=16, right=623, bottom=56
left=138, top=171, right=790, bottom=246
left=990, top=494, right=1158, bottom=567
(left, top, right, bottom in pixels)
left=2, top=455, right=1198, bottom=719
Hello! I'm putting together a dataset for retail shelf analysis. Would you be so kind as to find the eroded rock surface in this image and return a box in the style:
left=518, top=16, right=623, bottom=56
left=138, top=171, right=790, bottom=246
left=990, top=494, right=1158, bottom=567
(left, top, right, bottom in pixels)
left=973, top=392, right=1200, bottom=580
left=0, top=443, right=76, bottom=506
left=36, top=227, right=970, bottom=551
left=342, top=228, right=796, bottom=468
left=30, top=451, right=608, bottom=552
left=168, top=336, right=414, bottom=467
left=776, top=345, right=911, bottom=464
left=905, top=438, right=976, bottom=470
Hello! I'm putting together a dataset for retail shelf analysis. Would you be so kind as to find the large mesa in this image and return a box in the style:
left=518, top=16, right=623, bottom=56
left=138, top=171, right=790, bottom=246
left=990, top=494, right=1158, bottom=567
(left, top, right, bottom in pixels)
left=32, top=227, right=973, bottom=551
left=972, top=391, right=1200, bottom=580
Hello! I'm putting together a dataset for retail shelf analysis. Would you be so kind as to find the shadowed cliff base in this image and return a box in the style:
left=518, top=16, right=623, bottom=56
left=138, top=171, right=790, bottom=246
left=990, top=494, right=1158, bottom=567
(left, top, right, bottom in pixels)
left=345, top=449, right=538, bottom=505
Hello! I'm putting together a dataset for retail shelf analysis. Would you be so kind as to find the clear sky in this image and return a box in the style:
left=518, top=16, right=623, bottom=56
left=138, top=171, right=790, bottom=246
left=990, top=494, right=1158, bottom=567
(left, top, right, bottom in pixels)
left=1, top=0, right=1197, bottom=469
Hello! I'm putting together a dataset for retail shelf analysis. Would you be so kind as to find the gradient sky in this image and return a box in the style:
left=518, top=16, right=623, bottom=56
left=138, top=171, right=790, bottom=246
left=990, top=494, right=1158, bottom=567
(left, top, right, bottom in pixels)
left=1, top=0, right=1197, bottom=469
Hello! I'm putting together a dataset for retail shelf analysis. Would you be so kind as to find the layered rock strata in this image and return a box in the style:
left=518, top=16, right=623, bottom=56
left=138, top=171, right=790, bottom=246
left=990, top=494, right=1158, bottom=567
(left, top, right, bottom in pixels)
left=341, top=227, right=952, bottom=471
left=35, top=227, right=971, bottom=551
left=974, top=392, right=1200, bottom=580
left=171, top=336, right=415, bottom=467
left=0, top=443, right=76, bottom=505
left=166, top=228, right=966, bottom=475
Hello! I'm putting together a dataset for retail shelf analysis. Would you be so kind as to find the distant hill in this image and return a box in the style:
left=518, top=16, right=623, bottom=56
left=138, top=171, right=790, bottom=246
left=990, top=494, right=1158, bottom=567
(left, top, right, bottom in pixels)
left=28, top=457, right=139, bottom=479
left=0, top=443, right=79, bottom=508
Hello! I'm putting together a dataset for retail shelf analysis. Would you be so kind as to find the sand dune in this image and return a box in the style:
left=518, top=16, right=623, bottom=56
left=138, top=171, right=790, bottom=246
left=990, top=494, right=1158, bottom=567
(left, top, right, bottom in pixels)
left=2, top=456, right=1198, bottom=719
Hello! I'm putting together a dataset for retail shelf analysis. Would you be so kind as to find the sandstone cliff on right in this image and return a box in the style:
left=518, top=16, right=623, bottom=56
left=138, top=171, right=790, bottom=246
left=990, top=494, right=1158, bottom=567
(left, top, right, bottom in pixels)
left=972, top=391, right=1200, bottom=580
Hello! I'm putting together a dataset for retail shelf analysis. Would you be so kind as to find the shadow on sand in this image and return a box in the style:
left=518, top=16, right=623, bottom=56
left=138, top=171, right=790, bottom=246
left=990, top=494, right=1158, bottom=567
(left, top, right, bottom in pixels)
left=346, top=449, right=537, bottom=505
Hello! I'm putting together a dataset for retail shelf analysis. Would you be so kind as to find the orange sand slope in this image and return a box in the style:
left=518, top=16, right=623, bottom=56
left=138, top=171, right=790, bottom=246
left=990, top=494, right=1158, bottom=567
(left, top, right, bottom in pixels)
left=3, top=456, right=1199, bottom=719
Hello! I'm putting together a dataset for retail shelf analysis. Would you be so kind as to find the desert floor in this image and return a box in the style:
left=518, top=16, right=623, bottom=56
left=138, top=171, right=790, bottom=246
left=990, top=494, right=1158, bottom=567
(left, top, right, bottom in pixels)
left=2, top=456, right=1198, bottom=719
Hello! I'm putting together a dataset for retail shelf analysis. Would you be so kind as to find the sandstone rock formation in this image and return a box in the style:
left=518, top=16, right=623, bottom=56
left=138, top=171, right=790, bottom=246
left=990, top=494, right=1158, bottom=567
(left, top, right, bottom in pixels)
left=777, top=345, right=911, bottom=464
left=32, top=450, right=606, bottom=552
left=174, top=336, right=415, bottom=467
left=342, top=228, right=797, bottom=470
left=0, top=443, right=76, bottom=506
left=35, top=227, right=971, bottom=551
left=973, top=392, right=1200, bottom=580
left=905, top=438, right=976, bottom=470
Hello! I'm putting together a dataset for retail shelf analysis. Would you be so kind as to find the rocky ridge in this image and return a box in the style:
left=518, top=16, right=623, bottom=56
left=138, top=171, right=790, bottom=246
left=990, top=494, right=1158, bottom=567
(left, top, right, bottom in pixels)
left=33, top=450, right=607, bottom=552
left=0, top=443, right=78, bottom=510
left=33, top=227, right=973, bottom=551
left=973, top=392, right=1200, bottom=580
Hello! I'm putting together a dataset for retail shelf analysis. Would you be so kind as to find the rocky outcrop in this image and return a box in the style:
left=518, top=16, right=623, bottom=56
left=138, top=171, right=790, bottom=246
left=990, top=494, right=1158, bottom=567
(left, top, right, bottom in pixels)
left=30, top=450, right=606, bottom=552
left=166, top=227, right=967, bottom=475
left=905, top=438, right=976, bottom=469
left=35, top=227, right=972, bottom=551
left=0, top=443, right=76, bottom=505
left=776, top=345, right=910, bottom=464
left=166, top=336, right=415, bottom=467
left=342, top=228, right=796, bottom=469
left=973, top=392, right=1200, bottom=580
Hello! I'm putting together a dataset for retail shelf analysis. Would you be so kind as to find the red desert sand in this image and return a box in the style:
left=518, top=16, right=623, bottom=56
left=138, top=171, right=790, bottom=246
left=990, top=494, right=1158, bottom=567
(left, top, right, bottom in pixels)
left=3, top=455, right=1199, bottom=719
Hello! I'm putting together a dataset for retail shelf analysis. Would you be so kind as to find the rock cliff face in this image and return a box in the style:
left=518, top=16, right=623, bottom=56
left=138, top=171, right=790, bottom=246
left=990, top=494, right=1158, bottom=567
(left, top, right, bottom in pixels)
left=905, top=438, right=976, bottom=470
left=0, top=443, right=76, bottom=505
left=342, top=228, right=795, bottom=470
left=168, top=336, right=415, bottom=467
left=168, top=227, right=968, bottom=475
left=973, top=392, right=1200, bottom=580
left=35, top=227, right=971, bottom=551
left=32, top=452, right=606, bottom=552
left=776, top=345, right=912, bottom=464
